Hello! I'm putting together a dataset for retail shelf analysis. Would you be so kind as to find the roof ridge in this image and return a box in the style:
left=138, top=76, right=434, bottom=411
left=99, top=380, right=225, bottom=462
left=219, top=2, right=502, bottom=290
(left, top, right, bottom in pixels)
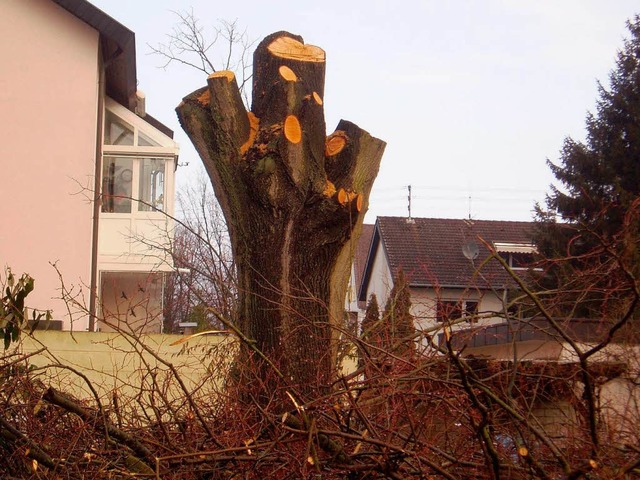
left=378, top=215, right=535, bottom=224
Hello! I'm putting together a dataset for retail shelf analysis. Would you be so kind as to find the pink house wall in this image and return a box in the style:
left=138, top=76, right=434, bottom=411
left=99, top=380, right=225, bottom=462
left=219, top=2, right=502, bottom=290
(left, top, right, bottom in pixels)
left=0, top=0, right=99, bottom=329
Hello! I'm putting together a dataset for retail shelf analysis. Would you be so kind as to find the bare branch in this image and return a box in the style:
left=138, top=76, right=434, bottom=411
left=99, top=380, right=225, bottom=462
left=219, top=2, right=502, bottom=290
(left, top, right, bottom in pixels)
left=149, top=12, right=253, bottom=106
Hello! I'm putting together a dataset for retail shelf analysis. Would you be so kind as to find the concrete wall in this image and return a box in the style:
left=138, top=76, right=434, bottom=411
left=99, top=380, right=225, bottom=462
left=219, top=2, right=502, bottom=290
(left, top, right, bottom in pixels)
left=463, top=339, right=564, bottom=361
left=14, top=333, right=640, bottom=445
left=18, top=331, right=234, bottom=405
left=0, top=0, right=99, bottom=329
left=464, top=340, right=640, bottom=443
left=530, top=399, right=578, bottom=442
left=600, top=375, right=640, bottom=443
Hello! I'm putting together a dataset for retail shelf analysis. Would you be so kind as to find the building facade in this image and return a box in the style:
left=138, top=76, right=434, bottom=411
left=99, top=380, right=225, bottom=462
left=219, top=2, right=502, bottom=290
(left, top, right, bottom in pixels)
left=0, top=0, right=178, bottom=333
left=358, top=216, right=537, bottom=337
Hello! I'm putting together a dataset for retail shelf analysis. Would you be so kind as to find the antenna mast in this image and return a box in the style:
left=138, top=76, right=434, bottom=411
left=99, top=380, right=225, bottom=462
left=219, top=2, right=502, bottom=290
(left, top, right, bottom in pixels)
left=407, top=185, right=412, bottom=222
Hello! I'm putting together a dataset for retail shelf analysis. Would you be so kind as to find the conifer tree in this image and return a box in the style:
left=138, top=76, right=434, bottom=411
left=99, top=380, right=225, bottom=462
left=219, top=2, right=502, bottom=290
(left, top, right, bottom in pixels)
left=360, top=294, right=381, bottom=368
left=382, top=270, right=416, bottom=358
left=536, top=16, right=640, bottom=316
left=361, top=293, right=381, bottom=347
left=538, top=16, right=640, bottom=242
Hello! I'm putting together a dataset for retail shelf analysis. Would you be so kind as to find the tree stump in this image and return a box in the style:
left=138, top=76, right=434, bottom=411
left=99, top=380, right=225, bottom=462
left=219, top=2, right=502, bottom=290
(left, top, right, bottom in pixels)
left=177, top=31, right=385, bottom=398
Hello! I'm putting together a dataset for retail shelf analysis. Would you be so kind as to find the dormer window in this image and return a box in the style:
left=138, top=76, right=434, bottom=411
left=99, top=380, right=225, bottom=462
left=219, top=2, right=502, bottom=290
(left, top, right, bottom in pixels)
left=494, top=242, right=538, bottom=270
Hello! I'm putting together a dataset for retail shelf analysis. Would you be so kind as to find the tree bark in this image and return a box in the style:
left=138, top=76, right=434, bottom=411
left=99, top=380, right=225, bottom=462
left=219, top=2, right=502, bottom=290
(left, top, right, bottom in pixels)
left=176, top=31, right=385, bottom=397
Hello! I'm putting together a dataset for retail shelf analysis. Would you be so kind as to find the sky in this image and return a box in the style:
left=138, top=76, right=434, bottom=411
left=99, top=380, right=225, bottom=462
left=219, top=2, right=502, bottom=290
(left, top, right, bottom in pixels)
left=92, top=0, right=639, bottom=223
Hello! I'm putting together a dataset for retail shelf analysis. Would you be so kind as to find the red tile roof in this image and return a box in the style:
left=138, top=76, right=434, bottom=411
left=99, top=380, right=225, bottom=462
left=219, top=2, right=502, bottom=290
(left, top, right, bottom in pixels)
left=360, top=217, right=536, bottom=299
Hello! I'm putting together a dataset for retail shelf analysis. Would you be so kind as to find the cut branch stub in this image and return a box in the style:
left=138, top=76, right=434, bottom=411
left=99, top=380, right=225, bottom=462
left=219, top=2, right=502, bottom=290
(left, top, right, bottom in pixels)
left=252, top=32, right=326, bottom=124
left=207, top=70, right=250, bottom=155
left=325, top=131, right=347, bottom=157
left=279, top=65, right=298, bottom=82
left=284, top=115, right=302, bottom=144
left=323, top=180, right=337, bottom=198
left=337, top=188, right=348, bottom=205
left=176, top=31, right=385, bottom=395
left=268, top=36, right=325, bottom=62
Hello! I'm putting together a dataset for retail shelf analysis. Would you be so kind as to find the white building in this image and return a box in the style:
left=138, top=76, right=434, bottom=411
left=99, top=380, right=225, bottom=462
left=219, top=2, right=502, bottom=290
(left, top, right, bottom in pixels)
left=358, top=216, right=537, bottom=339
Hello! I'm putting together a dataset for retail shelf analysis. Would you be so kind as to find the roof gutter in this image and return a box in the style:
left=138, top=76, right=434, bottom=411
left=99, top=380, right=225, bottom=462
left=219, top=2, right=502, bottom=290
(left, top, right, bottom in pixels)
left=408, top=283, right=508, bottom=290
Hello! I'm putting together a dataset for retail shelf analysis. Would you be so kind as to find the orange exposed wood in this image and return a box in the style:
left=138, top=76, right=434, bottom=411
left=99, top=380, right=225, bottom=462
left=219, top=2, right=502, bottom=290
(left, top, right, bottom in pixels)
left=337, top=188, right=348, bottom=205
left=325, top=131, right=347, bottom=157
left=312, top=92, right=323, bottom=105
left=268, top=36, right=325, bottom=63
left=278, top=65, right=297, bottom=82
left=209, top=70, right=235, bottom=82
left=284, top=115, right=302, bottom=144
left=337, top=188, right=358, bottom=207
left=323, top=180, right=336, bottom=197
left=197, top=90, right=211, bottom=106
left=356, top=194, right=363, bottom=212
left=240, top=112, right=260, bottom=155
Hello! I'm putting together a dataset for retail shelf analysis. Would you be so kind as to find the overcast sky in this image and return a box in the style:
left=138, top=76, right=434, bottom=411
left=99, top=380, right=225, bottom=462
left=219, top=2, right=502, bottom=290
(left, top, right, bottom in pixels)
left=92, top=0, right=638, bottom=223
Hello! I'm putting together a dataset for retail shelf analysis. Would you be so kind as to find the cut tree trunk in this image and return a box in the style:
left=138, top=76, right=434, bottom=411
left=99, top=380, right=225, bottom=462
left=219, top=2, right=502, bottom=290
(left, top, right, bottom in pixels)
left=176, top=31, right=385, bottom=399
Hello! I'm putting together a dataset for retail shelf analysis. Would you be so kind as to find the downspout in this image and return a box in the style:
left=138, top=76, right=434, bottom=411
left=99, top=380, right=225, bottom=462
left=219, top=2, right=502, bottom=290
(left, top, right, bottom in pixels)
left=88, top=60, right=106, bottom=332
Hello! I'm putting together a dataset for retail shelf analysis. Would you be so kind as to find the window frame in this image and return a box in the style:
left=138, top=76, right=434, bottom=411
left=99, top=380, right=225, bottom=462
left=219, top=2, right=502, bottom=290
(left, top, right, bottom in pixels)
left=101, top=98, right=177, bottom=216
left=102, top=156, right=168, bottom=214
left=437, top=299, right=479, bottom=323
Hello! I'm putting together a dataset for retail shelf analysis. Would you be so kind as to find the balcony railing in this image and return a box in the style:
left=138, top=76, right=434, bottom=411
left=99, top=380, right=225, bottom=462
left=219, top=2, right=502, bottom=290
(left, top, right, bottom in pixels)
left=441, top=317, right=638, bottom=349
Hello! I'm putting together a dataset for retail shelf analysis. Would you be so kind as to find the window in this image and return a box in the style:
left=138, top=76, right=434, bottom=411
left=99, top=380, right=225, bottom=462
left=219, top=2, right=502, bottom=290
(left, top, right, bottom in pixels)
left=104, top=109, right=162, bottom=148
left=437, top=300, right=479, bottom=323
left=101, top=157, right=166, bottom=213
left=138, top=131, right=161, bottom=147
left=498, top=251, right=536, bottom=269
left=102, top=157, right=133, bottom=213
left=138, top=159, right=165, bottom=212
left=101, top=100, right=177, bottom=216
left=104, top=111, right=134, bottom=146
left=465, top=301, right=479, bottom=323
left=437, top=301, right=461, bottom=322
left=510, top=252, right=534, bottom=269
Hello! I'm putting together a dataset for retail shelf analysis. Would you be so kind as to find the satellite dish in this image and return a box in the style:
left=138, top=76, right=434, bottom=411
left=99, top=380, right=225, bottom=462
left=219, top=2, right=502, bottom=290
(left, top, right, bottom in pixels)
left=462, top=241, right=479, bottom=260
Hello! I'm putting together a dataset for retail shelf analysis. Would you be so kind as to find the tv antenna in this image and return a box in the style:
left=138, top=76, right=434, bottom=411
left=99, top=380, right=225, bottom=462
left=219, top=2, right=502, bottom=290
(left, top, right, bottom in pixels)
left=407, top=184, right=414, bottom=223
